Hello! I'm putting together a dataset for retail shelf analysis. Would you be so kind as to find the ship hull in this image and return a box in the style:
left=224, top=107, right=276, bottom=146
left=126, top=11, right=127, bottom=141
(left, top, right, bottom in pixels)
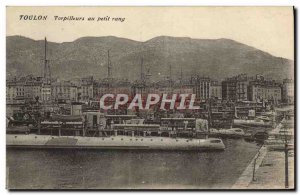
left=209, top=128, right=245, bottom=138
left=233, top=119, right=273, bottom=128
left=6, top=134, right=225, bottom=151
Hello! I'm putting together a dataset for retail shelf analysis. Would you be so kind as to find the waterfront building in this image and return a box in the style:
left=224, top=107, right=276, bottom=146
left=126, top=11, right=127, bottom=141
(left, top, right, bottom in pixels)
left=173, top=85, right=194, bottom=94
left=94, top=79, right=131, bottom=100
left=6, top=81, right=25, bottom=103
left=282, top=79, right=294, bottom=104
left=210, top=80, right=222, bottom=99
left=112, top=80, right=132, bottom=95
left=248, top=78, right=282, bottom=104
left=222, top=74, right=249, bottom=102
left=24, top=77, right=43, bottom=101
left=156, top=79, right=173, bottom=94
left=6, top=75, right=43, bottom=103
left=191, top=76, right=211, bottom=101
left=172, top=78, right=194, bottom=95
left=51, top=81, right=78, bottom=103
left=132, top=81, right=148, bottom=96
left=94, top=81, right=108, bottom=99
left=41, top=84, right=52, bottom=102
left=94, top=82, right=111, bottom=99
left=133, top=79, right=172, bottom=96
left=78, top=76, right=94, bottom=102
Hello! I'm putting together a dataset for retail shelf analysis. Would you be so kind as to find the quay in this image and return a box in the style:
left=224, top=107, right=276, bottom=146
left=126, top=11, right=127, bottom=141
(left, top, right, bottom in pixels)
left=232, top=145, right=294, bottom=189
left=232, top=107, right=294, bottom=189
left=231, top=145, right=267, bottom=189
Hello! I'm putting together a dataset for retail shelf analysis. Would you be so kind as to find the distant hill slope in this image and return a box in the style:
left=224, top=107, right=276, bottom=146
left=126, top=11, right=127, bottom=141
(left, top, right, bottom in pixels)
left=6, top=35, right=294, bottom=81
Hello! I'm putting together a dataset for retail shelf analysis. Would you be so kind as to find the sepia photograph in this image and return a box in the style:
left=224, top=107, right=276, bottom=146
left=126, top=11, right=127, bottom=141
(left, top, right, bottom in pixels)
left=5, top=6, right=295, bottom=190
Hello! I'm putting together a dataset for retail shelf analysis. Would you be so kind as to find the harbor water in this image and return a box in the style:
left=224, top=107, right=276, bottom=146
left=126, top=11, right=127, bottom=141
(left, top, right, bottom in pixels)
left=7, top=138, right=261, bottom=189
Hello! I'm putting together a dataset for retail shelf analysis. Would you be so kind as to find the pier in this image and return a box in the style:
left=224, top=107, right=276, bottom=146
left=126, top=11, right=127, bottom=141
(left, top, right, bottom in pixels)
left=232, top=145, right=294, bottom=189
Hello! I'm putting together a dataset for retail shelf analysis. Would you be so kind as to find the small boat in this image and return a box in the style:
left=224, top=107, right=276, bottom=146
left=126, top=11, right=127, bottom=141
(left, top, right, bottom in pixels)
left=243, top=130, right=268, bottom=143
left=233, top=118, right=274, bottom=128
left=253, top=131, right=269, bottom=142
left=243, top=132, right=254, bottom=142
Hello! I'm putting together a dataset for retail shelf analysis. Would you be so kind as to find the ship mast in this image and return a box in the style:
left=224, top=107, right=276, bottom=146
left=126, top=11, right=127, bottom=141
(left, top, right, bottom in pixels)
left=140, top=58, right=144, bottom=81
left=107, top=50, right=112, bottom=79
left=169, top=63, right=173, bottom=93
left=44, top=37, right=47, bottom=78
left=180, top=66, right=183, bottom=92
left=43, top=37, right=51, bottom=84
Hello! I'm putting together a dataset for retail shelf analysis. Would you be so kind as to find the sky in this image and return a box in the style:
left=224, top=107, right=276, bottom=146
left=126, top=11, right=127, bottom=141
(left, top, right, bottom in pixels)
left=6, top=6, right=294, bottom=60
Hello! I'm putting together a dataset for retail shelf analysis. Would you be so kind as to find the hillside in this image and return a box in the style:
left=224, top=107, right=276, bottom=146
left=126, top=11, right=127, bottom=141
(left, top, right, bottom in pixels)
left=6, top=35, right=294, bottom=81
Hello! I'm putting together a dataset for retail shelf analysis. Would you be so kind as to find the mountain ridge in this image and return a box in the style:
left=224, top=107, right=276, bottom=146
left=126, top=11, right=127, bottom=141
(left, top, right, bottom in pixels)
left=6, top=35, right=293, bottom=81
